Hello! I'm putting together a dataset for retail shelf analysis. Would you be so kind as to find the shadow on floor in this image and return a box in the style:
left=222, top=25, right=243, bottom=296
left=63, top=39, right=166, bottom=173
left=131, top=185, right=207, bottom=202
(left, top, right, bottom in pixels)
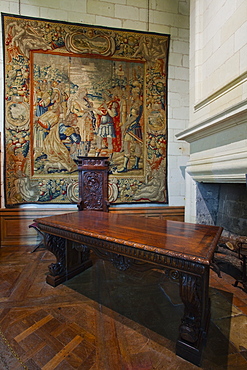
left=64, top=256, right=233, bottom=369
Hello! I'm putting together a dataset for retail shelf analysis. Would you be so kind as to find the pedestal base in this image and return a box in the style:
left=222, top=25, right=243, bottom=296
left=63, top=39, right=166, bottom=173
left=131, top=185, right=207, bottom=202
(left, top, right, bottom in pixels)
left=176, top=335, right=206, bottom=367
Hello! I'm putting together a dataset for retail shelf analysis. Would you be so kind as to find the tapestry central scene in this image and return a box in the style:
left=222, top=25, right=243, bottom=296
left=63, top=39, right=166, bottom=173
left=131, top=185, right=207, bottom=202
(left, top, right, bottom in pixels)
left=32, top=53, right=144, bottom=177
left=3, top=14, right=169, bottom=205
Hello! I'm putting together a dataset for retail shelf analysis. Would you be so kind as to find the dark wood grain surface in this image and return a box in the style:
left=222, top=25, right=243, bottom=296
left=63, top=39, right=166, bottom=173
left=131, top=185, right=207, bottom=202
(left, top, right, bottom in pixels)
left=35, top=211, right=223, bottom=265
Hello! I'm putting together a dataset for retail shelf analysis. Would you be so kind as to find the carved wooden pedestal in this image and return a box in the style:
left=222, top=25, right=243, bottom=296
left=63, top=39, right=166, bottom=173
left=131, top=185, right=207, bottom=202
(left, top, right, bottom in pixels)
left=44, top=156, right=109, bottom=286
left=76, top=156, right=109, bottom=212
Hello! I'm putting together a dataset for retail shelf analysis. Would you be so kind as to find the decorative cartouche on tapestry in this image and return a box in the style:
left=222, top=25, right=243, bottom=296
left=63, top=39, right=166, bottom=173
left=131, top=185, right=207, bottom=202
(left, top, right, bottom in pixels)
left=2, top=13, right=169, bottom=206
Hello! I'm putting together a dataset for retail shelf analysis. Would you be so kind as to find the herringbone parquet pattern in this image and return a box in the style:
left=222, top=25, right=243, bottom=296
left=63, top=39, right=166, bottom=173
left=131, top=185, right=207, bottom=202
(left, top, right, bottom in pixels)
left=0, top=245, right=247, bottom=369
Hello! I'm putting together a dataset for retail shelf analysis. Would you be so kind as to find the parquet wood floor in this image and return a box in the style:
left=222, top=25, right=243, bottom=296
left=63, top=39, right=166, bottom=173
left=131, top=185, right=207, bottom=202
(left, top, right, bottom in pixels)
left=0, top=245, right=247, bottom=369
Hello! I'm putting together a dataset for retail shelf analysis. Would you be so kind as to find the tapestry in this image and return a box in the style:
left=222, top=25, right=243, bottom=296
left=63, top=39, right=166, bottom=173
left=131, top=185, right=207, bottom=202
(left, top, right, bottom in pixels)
left=2, top=13, right=169, bottom=206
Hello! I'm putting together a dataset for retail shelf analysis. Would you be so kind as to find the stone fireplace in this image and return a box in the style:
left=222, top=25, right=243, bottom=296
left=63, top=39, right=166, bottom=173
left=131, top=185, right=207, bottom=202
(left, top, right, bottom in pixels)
left=176, top=97, right=247, bottom=285
left=195, top=180, right=247, bottom=287
left=176, top=99, right=247, bottom=235
left=175, top=0, right=247, bottom=288
left=176, top=99, right=247, bottom=287
left=196, top=182, right=247, bottom=238
left=195, top=181, right=247, bottom=289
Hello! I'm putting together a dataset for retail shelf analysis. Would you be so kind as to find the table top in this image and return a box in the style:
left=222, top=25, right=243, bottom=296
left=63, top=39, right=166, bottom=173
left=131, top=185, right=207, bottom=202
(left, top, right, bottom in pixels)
left=35, top=211, right=223, bottom=265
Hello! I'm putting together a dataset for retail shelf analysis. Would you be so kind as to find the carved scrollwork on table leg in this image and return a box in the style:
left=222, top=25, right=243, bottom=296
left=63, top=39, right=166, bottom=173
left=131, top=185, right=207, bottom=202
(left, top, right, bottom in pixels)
left=179, top=273, right=202, bottom=344
left=45, top=234, right=66, bottom=277
left=176, top=268, right=211, bottom=366
left=90, top=247, right=135, bottom=271
left=72, top=243, right=91, bottom=262
left=109, top=253, right=134, bottom=271
left=168, top=269, right=180, bottom=281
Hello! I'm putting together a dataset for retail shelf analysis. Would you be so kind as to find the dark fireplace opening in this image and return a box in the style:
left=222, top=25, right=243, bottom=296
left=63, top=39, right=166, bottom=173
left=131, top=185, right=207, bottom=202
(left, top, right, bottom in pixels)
left=196, top=182, right=247, bottom=236
left=196, top=182, right=247, bottom=291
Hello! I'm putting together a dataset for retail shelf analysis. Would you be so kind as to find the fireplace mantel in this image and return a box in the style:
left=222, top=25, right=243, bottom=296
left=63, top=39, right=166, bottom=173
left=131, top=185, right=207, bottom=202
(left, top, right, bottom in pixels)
left=176, top=100, right=247, bottom=183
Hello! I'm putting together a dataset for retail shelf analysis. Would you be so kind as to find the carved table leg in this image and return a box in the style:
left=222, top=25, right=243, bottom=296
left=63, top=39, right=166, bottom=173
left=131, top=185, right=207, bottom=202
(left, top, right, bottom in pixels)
left=176, top=268, right=210, bottom=366
left=66, top=241, right=93, bottom=282
left=45, top=234, right=92, bottom=287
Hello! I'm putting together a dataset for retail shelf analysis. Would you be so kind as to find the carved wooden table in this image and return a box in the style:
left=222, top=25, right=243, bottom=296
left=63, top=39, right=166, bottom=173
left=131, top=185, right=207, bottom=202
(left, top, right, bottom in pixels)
left=34, top=211, right=223, bottom=366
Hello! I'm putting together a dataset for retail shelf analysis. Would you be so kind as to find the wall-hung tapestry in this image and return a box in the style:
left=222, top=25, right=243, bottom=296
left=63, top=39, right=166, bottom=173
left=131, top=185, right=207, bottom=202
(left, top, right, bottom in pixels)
left=2, top=13, right=169, bottom=206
